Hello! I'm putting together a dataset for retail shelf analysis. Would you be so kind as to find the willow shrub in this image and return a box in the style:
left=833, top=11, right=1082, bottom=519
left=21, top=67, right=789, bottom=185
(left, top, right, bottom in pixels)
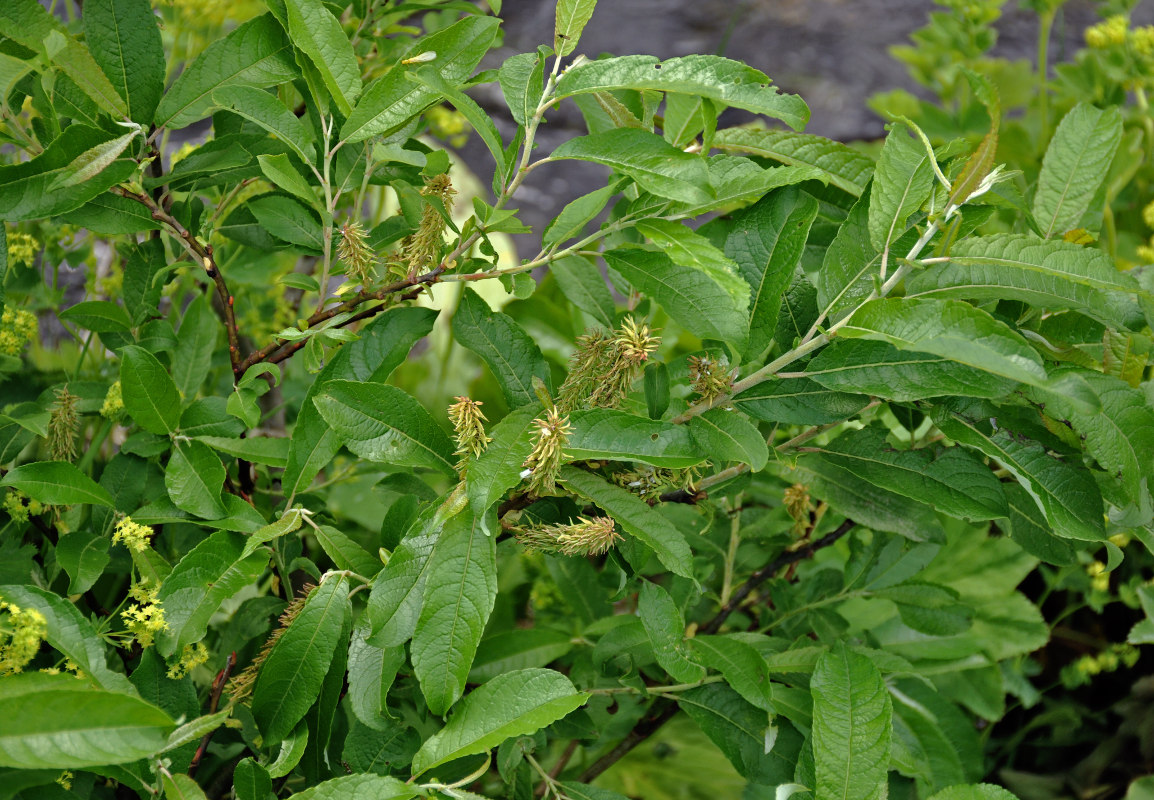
left=0, top=1, right=1152, bottom=799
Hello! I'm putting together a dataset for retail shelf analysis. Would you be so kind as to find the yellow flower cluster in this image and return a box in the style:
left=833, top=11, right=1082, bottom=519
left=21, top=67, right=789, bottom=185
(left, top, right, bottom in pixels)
left=0, top=307, right=38, bottom=357
left=522, top=407, right=573, bottom=496
left=557, top=318, right=660, bottom=412
left=112, top=516, right=154, bottom=553
left=688, top=354, right=736, bottom=404
left=448, top=396, right=491, bottom=477
left=3, top=490, right=43, bottom=523
left=337, top=219, right=376, bottom=284
left=167, top=642, right=209, bottom=679
left=1085, top=15, right=1129, bottom=49
left=1086, top=560, right=1110, bottom=593
left=123, top=581, right=168, bottom=649
left=6, top=232, right=40, bottom=268
left=1063, top=642, right=1139, bottom=687
left=1133, top=25, right=1154, bottom=57
left=56, top=772, right=73, bottom=791
left=516, top=516, right=622, bottom=557
left=101, top=381, right=125, bottom=420
left=0, top=601, right=47, bottom=675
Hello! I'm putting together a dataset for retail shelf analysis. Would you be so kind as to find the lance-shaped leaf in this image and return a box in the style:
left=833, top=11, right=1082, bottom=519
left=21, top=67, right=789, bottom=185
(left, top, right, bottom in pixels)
left=281, top=774, right=415, bottom=800
left=931, top=402, right=1105, bottom=541
left=252, top=576, right=351, bottom=744
left=551, top=129, right=712, bottom=206
left=83, top=0, right=165, bottom=123
left=347, top=618, right=405, bottom=731
left=557, top=54, right=809, bottom=131
left=806, top=339, right=1020, bottom=401
left=0, top=673, right=173, bottom=769
left=638, top=582, right=705, bottom=683
left=165, top=439, right=228, bottom=520
left=469, top=629, right=575, bottom=683
left=499, top=51, right=544, bottom=128
left=711, top=127, right=874, bottom=196
left=48, top=128, right=139, bottom=192
left=120, top=345, right=182, bottom=435
left=0, top=461, right=114, bottom=508
left=1034, top=103, right=1122, bottom=239
left=554, top=0, right=597, bottom=56
left=411, top=668, right=589, bottom=776
left=567, top=409, right=705, bottom=469
left=411, top=510, right=497, bottom=715
left=367, top=504, right=444, bottom=647
left=249, top=195, right=324, bottom=251
left=467, top=405, right=539, bottom=521
left=550, top=254, right=615, bottom=326
left=868, top=122, right=935, bottom=253
left=285, top=0, right=362, bottom=116
left=636, top=220, right=750, bottom=311
left=313, top=380, right=456, bottom=477
left=214, top=86, right=317, bottom=163
left=722, top=186, right=819, bottom=358
left=156, top=530, right=270, bottom=656
left=811, top=643, right=892, bottom=800
left=734, top=376, right=870, bottom=425
left=906, top=233, right=1144, bottom=329
left=948, top=70, right=1000, bottom=208
left=341, top=16, right=500, bottom=143
left=688, top=409, right=768, bottom=471
left=816, top=425, right=1007, bottom=521
left=154, top=14, right=298, bottom=129
left=0, top=126, right=137, bottom=221
left=838, top=298, right=1049, bottom=390
left=452, top=288, right=553, bottom=408
left=604, top=248, right=748, bottom=346
left=560, top=466, right=694, bottom=578
left=690, top=635, right=774, bottom=713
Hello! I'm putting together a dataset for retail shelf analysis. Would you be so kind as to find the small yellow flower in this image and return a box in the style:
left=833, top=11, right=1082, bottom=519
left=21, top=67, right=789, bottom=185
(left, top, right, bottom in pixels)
left=6, top=232, right=40, bottom=268
left=112, top=517, right=154, bottom=553
left=0, top=308, right=38, bottom=356
left=448, top=396, right=491, bottom=477
left=1085, top=15, right=1128, bottom=49
left=688, top=354, right=736, bottom=404
left=1142, top=200, right=1154, bottom=230
left=0, top=601, right=47, bottom=675
left=101, top=381, right=125, bottom=420
left=122, top=581, right=168, bottom=649
left=167, top=642, right=210, bottom=679
left=56, top=771, right=72, bottom=791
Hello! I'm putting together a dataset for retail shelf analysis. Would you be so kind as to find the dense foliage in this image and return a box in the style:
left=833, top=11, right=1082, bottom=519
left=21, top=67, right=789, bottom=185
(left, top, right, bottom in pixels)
left=1, top=1, right=1153, bottom=799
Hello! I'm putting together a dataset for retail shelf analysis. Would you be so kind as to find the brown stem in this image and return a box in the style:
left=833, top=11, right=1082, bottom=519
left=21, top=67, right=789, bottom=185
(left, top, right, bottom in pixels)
left=113, top=187, right=243, bottom=380
left=188, top=651, right=236, bottom=777
left=534, top=739, right=580, bottom=796
left=576, top=519, right=857, bottom=784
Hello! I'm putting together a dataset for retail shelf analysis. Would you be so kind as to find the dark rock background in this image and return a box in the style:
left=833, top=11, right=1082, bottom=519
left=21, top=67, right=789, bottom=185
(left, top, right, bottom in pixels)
left=458, top=0, right=1151, bottom=257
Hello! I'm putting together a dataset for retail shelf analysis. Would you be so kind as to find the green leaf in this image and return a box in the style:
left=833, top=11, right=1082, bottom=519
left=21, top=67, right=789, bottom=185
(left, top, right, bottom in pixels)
left=1003, top=483, right=1076, bottom=566
left=907, top=233, right=1143, bottom=328
left=411, top=509, right=496, bottom=715
left=56, top=530, right=110, bottom=595
left=560, top=784, right=633, bottom=800
left=233, top=758, right=273, bottom=800
left=162, top=773, right=207, bottom=800
left=926, top=785, right=1019, bottom=800
left=499, top=51, right=544, bottom=127
left=0, top=673, right=172, bottom=768
left=711, top=127, right=874, bottom=196
left=42, top=30, right=129, bottom=118
left=411, top=668, right=589, bottom=776
left=468, top=628, right=575, bottom=683
left=47, top=129, right=139, bottom=192
left=165, top=439, right=227, bottom=520
left=678, top=683, right=802, bottom=784
left=798, top=456, right=941, bottom=541
left=467, top=404, right=539, bottom=521
left=603, top=248, right=748, bottom=346
left=839, top=298, right=1049, bottom=390
left=1033, top=102, right=1122, bottom=239
left=560, top=466, right=694, bottom=578
left=0, top=461, right=114, bottom=507
left=120, top=344, right=182, bottom=435
left=806, top=339, right=1020, bottom=401
left=154, top=14, right=298, bottom=129
left=249, top=195, right=324, bottom=251
left=408, top=66, right=507, bottom=176
left=636, top=220, right=751, bottom=312
left=811, top=642, right=892, bottom=800
left=341, top=16, right=500, bottom=143
left=367, top=504, right=444, bottom=647
left=567, top=409, right=705, bottom=469
left=0, top=126, right=136, bottom=221
left=690, top=635, right=774, bottom=713
left=550, top=255, right=615, bottom=326
left=156, top=530, right=270, bottom=656
left=734, top=376, right=870, bottom=425
left=347, top=617, right=404, bottom=730
left=285, top=775, right=416, bottom=800
left=60, top=193, right=164, bottom=235
left=162, top=710, right=230, bottom=753
left=556, top=54, right=809, bottom=131
left=283, top=307, right=437, bottom=496
left=214, top=86, right=316, bottom=163
left=172, top=296, right=218, bottom=402
left=931, top=402, right=1105, bottom=541
left=451, top=288, right=553, bottom=408
left=313, top=380, right=457, bottom=477
left=0, top=585, right=135, bottom=694
left=58, top=300, right=132, bottom=333
left=722, top=186, right=819, bottom=358
left=312, top=524, right=381, bottom=578
left=638, top=582, right=705, bottom=683
left=868, top=123, right=935, bottom=253
left=817, top=425, right=1007, bottom=521
left=551, top=129, right=711, bottom=205
left=252, top=576, right=351, bottom=744
left=554, top=0, right=597, bottom=56
left=241, top=508, right=305, bottom=559
left=195, top=435, right=289, bottom=468
left=285, top=0, right=362, bottom=116
left=688, top=409, right=768, bottom=472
